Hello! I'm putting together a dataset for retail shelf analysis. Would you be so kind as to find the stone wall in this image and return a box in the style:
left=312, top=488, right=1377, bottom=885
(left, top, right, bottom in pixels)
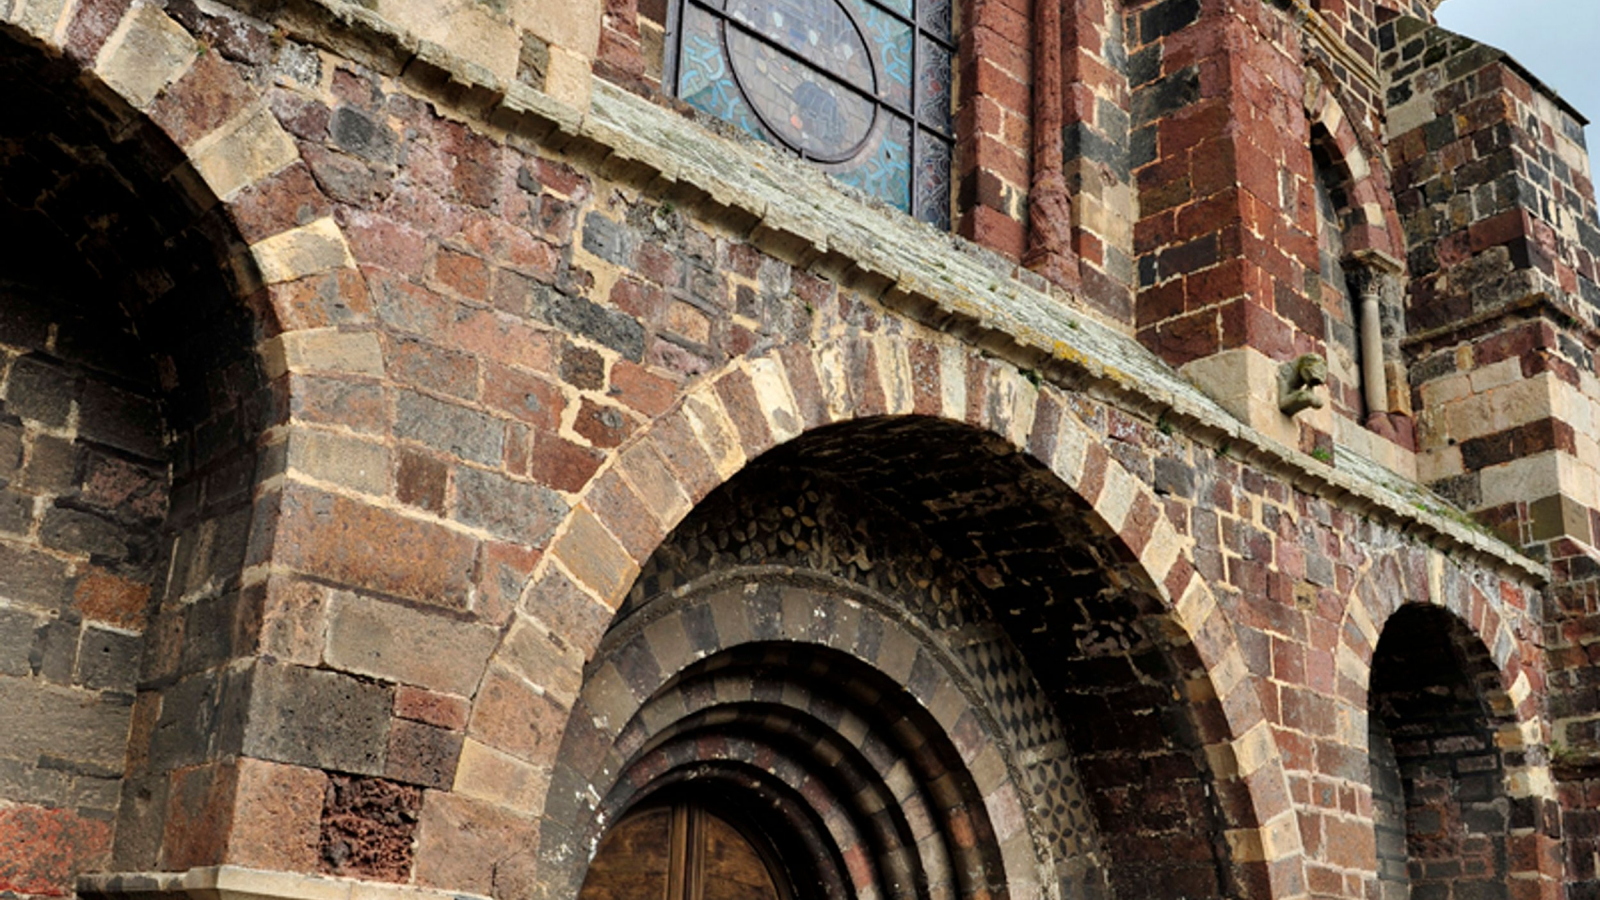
left=0, top=2, right=1590, bottom=900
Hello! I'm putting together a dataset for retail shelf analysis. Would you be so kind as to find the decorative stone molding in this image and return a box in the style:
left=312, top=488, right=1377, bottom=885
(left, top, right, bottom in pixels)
left=79, top=867, right=491, bottom=900
left=1347, top=248, right=1409, bottom=420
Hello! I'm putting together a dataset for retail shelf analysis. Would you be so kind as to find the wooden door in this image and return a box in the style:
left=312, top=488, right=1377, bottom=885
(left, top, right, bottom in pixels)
left=579, top=803, right=788, bottom=900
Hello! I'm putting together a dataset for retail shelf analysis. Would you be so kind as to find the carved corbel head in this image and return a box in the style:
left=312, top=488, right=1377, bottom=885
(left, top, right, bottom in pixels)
left=1279, top=353, right=1328, bottom=416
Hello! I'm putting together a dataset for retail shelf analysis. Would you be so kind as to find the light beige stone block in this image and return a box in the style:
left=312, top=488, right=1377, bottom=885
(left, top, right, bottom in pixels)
left=875, top=335, right=915, bottom=416
left=10, top=0, right=71, bottom=46
left=747, top=356, right=803, bottom=444
left=514, top=0, right=601, bottom=55
left=324, top=592, right=499, bottom=695
left=189, top=104, right=300, bottom=201
left=1232, top=721, right=1277, bottom=777
left=1181, top=347, right=1310, bottom=451
left=682, top=391, right=747, bottom=480
left=938, top=342, right=968, bottom=422
left=1479, top=452, right=1587, bottom=510
left=251, top=218, right=357, bottom=285
left=264, top=329, right=385, bottom=378
left=1096, top=462, right=1137, bottom=533
left=454, top=738, right=550, bottom=815
left=286, top=429, right=389, bottom=495
left=1142, top=519, right=1184, bottom=587
left=1334, top=414, right=1418, bottom=482
left=544, top=45, right=593, bottom=110
left=815, top=342, right=854, bottom=424
left=377, top=0, right=519, bottom=84
left=93, top=3, right=198, bottom=109
left=1467, top=356, right=1526, bottom=394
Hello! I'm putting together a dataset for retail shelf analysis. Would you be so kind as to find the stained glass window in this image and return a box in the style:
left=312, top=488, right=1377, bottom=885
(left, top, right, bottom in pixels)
left=667, top=0, right=954, bottom=229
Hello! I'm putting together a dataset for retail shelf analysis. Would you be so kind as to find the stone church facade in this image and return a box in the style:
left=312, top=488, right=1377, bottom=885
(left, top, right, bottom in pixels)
left=1, top=0, right=1598, bottom=900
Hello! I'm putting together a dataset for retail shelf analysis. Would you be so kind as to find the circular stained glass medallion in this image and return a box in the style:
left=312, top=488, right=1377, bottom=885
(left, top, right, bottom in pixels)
left=724, top=0, right=878, bottom=161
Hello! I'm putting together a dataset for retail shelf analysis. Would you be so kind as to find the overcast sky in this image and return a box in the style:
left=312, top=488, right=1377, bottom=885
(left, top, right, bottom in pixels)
left=1435, top=0, right=1600, bottom=157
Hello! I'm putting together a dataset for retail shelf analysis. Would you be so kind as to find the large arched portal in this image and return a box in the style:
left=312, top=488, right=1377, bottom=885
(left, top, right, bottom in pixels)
left=542, top=416, right=1257, bottom=900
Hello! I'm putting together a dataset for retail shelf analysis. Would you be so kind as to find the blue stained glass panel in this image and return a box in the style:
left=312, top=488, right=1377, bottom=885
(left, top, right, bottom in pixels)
left=678, top=6, right=764, bottom=140
left=915, top=128, right=951, bottom=228
left=841, top=0, right=912, bottom=108
left=670, top=0, right=946, bottom=226
left=830, top=114, right=911, bottom=212
left=728, top=28, right=877, bottom=158
left=872, top=0, right=913, bottom=20
left=916, top=35, right=950, bottom=133
left=726, top=0, right=873, bottom=91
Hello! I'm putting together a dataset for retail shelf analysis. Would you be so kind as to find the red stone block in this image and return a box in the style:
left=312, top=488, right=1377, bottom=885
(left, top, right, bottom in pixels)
left=0, top=805, right=113, bottom=897
left=966, top=204, right=1025, bottom=260
left=712, top=367, right=773, bottom=456
left=573, top=398, right=639, bottom=450
left=395, top=685, right=472, bottom=731
left=432, top=247, right=491, bottom=301
left=274, top=483, right=478, bottom=609
left=151, top=52, right=258, bottom=148
left=482, top=363, right=565, bottom=430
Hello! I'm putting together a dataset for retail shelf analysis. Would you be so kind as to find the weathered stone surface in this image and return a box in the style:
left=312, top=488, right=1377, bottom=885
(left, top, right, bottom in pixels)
left=190, top=104, right=301, bottom=200
left=274, top=483, right=477, bottom=610
left=385, top=720, right=463, bottom=789
left=225, top=758, right=326, bottom=872
left=324, top=592, right=498, bottom=695
left=0, top=544, right=70, bottom=611
left=243, top=660, right=392, bottom=776
left=286, top=428, right=390, bottom=495
left=453, top=467, right=567, bottom=545
left=394, top=686, right=470, bottom=732
left=0, top=804, right=113, bottom=895
left=0, top=678, right=129, bottom=775
left=466, top=664, right=569, bottom=764
left=92, top=4, right=198, bottom=108
left=413, top=792, right=539, bottom=895
left=395, top=392, right=506, bottom=467
left=319, top=774, right=421, bottom=882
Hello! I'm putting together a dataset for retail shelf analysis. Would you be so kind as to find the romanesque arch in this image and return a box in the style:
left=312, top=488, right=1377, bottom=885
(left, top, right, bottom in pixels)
left=454, top=332, right=1309, bottom=900
left=1330, top=552, right=1558, bottom=900
left=1302, top=62, right=1406, bottom=265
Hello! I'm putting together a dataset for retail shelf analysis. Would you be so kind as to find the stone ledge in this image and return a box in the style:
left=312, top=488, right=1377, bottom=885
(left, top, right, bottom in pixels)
left=230, top=0, right=1549, bottom=585
left=79, top=866, right=490, bottom=900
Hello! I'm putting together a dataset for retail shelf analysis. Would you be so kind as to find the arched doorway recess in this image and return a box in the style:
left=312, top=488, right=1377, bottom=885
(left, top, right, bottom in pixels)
left=543, top=416, right=1256, bottom=900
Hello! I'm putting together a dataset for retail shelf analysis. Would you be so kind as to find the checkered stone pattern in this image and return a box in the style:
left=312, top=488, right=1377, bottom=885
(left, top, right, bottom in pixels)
left=956, top=631, right=1064, bottom=753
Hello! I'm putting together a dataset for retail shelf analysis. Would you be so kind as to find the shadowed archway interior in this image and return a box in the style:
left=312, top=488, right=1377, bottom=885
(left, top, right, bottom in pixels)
left=1368, top=605, right=1526, bottom=900
left=547, top=416, right=1255, bottom=900
left=0, top=23, right=274, bottom=873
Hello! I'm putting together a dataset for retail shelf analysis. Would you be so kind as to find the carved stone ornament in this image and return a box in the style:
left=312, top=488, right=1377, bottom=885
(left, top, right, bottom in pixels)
left=1279, top=353, right=1329, bottom=416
